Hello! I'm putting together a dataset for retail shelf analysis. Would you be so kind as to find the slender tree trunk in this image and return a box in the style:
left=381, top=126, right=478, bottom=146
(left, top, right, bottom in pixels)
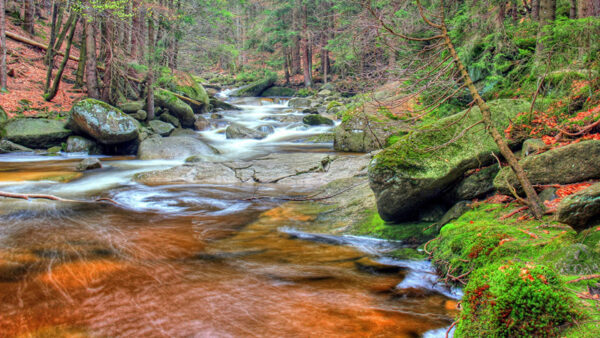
left=283, top=45, right=290, bottom=84
left=536, top=0, right=556, bottom=57
left=44, top=16, right=78, bottom=101
left=570, top=0, right=578, bottom=18
left=74, top=23, right=86, bottom=89
left=0, top=0, right=7, bottom=91
left=146, top=12, right=155, bottom=122
left=54, top=10, right=75, bottom=52
left=301, top=5, right=312, bottom=87
left=23, top=0, right=35, bottom=34
left=532, top=0, right=540, bottom=19
left=85, top=15, right=100, bottom=99
left=441, top=26, right=544, bottom=218
left=44, top=1, right=61, bottom=66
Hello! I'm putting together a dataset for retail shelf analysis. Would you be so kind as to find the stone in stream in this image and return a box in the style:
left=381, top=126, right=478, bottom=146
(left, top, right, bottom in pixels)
left=118, top=100, right=145, bottom=114
left=303, top=114, right=334, bottom=126
left=494, top=140, right=600, bottom=195
left=369, top=99, right=530, bottom=222
left=229, top=75, right=277, bottom=97
left=288, top=98, right=312, bottom=108
left=209, top=97, right=240, bottom=111
left=76, top=158, right=102, bottom=171
left=0, top=139, right=33, bottom=153
left=159, top=112, right=182, bottom=128
left=148, top=120, right=175, bottom=136
left=65, top=136, right=102, bottom=154
left=1, top=118, right=72, bottom=149
left=130, top=110, right=148, bottom=122
left=194, top=116, right=210, bottom=131
left=68, top=99, right=139, bottom=145
left=137, top=136, right=218, bottom=160
left=225, top=122, right=267, bottom=140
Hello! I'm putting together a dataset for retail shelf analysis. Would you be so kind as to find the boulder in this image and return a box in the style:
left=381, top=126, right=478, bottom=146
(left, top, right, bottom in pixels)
left=261, top=87, right=297, bottom=97
left=288, top=98, right=312, bottom=108
left=303, top=114, right=334, bottom=126
left=130, top=110, right=147, bottom=121
left=118, top=101, right=145, bottom=114
left=65, top=136, right=102, bottom=154
left=68, top=99, right=139, bottom=145
left=157, top=71, right=210, bottom=113
left=317, top=89, right=333, bottom=97
left=522, top=138, right=547, bottom=157
left=230, top=75, right=277, bottom=97
left=557, top=183, right=600, bottom=230
left=446, top=165, right=499, bottom=201
left=194, top=116, right=209, bottom=131
left=170, top=128, right=197, bottom=137
left=137, top=136, right=217, bottom=160
left=0, top=140, right=32, bottom=153
left=494, top=140, right=600, bottom=194
left=159, top=112, right=182, bottom=128
left=369, top=99, right=530, bottom=222
left=148, top=120, right=175, bottom=136
left=225, top=122, right=267, bottom=140
left=1, top=118, right=72, bottom=148
left=76, top=158, right=102, bottom=171
left=333, top=114, right=407, bottom=153
left=154, top=89, right=195, bottom=128
left=210, top=97, right=240, bottom=111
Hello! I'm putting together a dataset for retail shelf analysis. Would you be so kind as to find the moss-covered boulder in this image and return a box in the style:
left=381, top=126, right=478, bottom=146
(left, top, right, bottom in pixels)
left=157, top=70, right=210, bottom=113
left=368, top=99, right=529, bottom=222
left=557, top=182, right=600, bottom=230
left=494, top=140, right=600, bottom=194
left=118, top=100, right=145, bottom=114
left=1, top=118, right=72, bottom=148
left=446, top=164, right=500, bottom=201
left=230, top=75, right=277, bottom=97
left=159, top=112, right=181, bottom=128
left=148, top=120, right=174, bottom=137
left=65, top=136, right=102, bottom=154
left=154, top=89, right=195, bottom=128
left=261, top=86, right=297, bottom=97
left=333, top=115, right=407, bottom=153
left=303, top=114, right=334, bottom=126
left=210, top=97, right=240, bottom=111
left=68, top=99, right=139, bottom=145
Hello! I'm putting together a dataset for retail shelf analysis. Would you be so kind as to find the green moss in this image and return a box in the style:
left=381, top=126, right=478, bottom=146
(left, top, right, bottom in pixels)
left=352, top=209, right=438, bottom=244
left=326, top=101, right=342, bottom=110
left=457, top=262, right=579, bottom=336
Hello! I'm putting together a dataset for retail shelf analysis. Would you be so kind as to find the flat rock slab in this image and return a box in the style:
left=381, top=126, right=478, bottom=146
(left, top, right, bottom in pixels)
left=134, top=152, right=373, bottom=187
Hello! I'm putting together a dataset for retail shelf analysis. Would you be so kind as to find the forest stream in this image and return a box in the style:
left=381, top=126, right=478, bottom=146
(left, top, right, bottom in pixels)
left=0, top=95, right=460, bottom=337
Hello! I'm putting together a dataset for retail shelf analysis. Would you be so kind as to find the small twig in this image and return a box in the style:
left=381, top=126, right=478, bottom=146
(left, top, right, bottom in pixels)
left=567, top=274, right=600, bottom=284
left=500, top=206, right=529, bottom=220
left=446, top=320, right=458, bottom=338
left=517, top=228, right=539, bottom=239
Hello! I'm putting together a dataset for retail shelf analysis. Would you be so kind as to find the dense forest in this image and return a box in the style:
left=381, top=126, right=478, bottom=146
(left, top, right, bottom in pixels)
left=1, top=0, right=600, bottom=337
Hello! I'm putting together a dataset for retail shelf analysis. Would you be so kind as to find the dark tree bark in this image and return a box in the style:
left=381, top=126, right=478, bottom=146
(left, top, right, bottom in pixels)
left=23, top=0, right=35, bottom=34
left=44, top=16, right=79, bottom=101
left=570, top=0, right=578, bottom=18
left=44, top=1, right=62, bottom=66
left=54, top=11, right=76, bottom=53
left=536, top=0, right=556, bottom=57
left=301, top=5, right=312, bottom=87
left=0, top=0, right=6, bottom=91
left=532, top=0, right=540, bottom=19
left=146, top=12, right=156, bottom=122
left=74, top=23, right=86, bottom=89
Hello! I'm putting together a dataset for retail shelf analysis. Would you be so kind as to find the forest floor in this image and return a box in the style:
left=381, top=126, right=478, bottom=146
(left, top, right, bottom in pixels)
left=1, top=18, right=84, bottom=117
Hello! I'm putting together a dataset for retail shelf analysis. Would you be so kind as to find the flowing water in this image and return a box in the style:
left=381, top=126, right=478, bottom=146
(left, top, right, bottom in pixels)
left=0, top=96, right=459, bottom=337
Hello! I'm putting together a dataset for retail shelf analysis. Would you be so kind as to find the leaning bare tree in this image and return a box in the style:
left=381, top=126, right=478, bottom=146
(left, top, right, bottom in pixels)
left=364, top=0, right=545, bottom=218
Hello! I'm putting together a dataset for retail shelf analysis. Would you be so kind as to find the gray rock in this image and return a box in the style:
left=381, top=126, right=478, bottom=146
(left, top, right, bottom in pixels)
left=522, top=138, right=547, bottom=157
left=447, top=165, right=500, bottom=201
left=538, top=187, right=558, bottom=202
left=76, top=158, right=102, bottom=171
left=494, top=140, right=600, bottom=194
left=553, top=244, right=600, bottom=275
left=68, top=99, right=138, bottom=145
left=288, top=98, right=312, bottom=108
left=194, top=116, right=209, bottom=131
left=225, top=122, right=267, bottom=140
left=1, top=118, right=72, bottom=148
left=65, top=136, right=101, bottom=154
left=155, top=89, right=195, bottom=128
left=369, top=99, right=530, bottom=222
left=438, top=201, right=473, bottom=226
left=333, top=115, right=407, bottom=153
left=557, top=182, right=600, bottom=230
left=149, top=120, right=174, bottom=136
left=130, top=110, right=147, bottom=121
left=230, top=75, right=277, bottom=97
left=0, top=140, right=32, bottom=153
left=209, top=97, right=241, bottom=111
left=137, top=136, right=217, bottom=160
left=318, top=89, right=333, bottom=97
left=170, top=128, right=197, bottom=137
left=303, top=114, right=334, bottom=126
left=159, top=112, right=181, bottom=128
left=262, top=115, right=302, bottom=123
left=118, top=101, right=145, bottom=114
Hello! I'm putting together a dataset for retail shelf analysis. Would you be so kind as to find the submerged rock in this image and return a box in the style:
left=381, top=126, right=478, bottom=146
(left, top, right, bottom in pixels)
left=557, top=182, right=600, bottom=230
left=369, top=99, right=529, bottom=222
left=1, top=118, right=72, bottom=148
left=194, top=116, right=209, bottom=131
left=68, top=99, right=139, bottom=145
left=137, top=136, right=217, bottom=160
left=76, top=158, right=102, bottom=171
left=494, top=140, right=600, bottom=194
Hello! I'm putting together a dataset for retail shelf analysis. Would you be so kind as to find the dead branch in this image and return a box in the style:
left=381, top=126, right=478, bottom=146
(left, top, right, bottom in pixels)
left=500, top=206, right=529, bottom=220
left=517, top=228, right=539, bottom=239
left=446, top=320, right=458, bottom=338
left=566, top=274, right=600, bottom=284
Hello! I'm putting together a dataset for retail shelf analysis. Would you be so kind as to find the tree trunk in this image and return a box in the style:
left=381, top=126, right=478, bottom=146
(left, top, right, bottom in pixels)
left=0, top=0, right=7, bottom=91
left=44, top=16, right=78, bottom=101
left=301, top=5, right=312, bottom=87
left=441, top=26, right=544, bottom=219
left=536, top=0, right=556, bottom=57
left=23, top=0, right=35, bottom=34
left=532, top=0, right=540, bottom=19
left=44, top=1, right=61, bottom=66
left=283, top=45, right=290, bottom=84
left=146, top=12, right=155, bottom=122
left=570, top=0, right=578, bottom=18
left=74, top=23, right=86, bottom=89
left=53, top=11, right=75, bottom=52
left=85, top=16, right=100, bottom=99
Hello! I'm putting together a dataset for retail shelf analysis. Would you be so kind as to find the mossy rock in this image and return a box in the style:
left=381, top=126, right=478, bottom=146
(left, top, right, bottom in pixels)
left=157, top=70, right=210, bottom=112
left=230, top=74, right=277, bottom=97
left=118, top=100, right=145, bottom=114
left=494, top=140, right=600, bottom=195
left=1, top=118, right=72, bottom=148
left=0, top=139, right=33, bottom=153
left=65, top=136, right=102, bottom=154
left=557, top=182, right=600, bottom=230
left=261, top=86, right=297, bottom=97
left=458, top=262, right=578, bottom=337
left=154, top=89, right=195, bottom=128
left=68, top=99, right=138, bottom=145
left=209, top=97, right=240, bottom=111
left=369, top=99, right=530, bottom=222
left=303, top=114, right=334, bottom=126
